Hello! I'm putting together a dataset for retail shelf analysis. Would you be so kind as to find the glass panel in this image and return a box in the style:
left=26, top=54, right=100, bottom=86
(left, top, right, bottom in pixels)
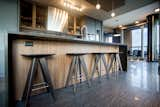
left=143, top=27, right=148, bottom=58
left=131, top=29, right=141, bottom=52
left=108, top=37, right=113, bottom=43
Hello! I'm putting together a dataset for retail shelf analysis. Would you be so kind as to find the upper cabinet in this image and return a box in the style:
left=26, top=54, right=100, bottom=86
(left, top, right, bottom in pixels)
left=20, top=1, right=47, bottom=31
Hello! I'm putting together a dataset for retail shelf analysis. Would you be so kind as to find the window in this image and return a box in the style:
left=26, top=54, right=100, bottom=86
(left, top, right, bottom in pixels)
left=143, top=28, right=148, bottom=56
left=108, top=37, right=113, bottom=43
left=131, top=29, right=141, bottom=50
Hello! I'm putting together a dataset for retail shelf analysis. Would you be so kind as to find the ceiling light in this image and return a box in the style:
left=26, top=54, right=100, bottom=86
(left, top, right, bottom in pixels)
left=111, top=0, right=115, bottom=17
left=64, top=2, right=67, bottom=6
left=154, top=8, right=160, bottom=12
left=79, top=8, right=82, bottom=11
left=111, top=12, right=115, bottom=17
left=96, top=0, right=101, bottom=10
left=135, top=21, right=139, bottom=24
left=119, top=25, right=122, bottom=28
left=96, top=3, right=101, bottom=10
left=113, top=34, right=120, bottom=37
left=134, top=96, right=140, bottom=101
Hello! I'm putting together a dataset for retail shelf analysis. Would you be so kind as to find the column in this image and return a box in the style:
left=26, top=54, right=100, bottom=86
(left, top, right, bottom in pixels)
left=120, top=29, right=124, bottom=44
left=147, top=13, right=159, bottom=62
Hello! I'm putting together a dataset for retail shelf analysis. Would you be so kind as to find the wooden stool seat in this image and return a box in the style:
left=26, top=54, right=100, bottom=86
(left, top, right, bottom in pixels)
left=106, top=52, right=123, bottom=54
left=65, top=53, right=91, bottom=93
left=22, top=53, right=55, bottom=57
left=67, top=53, right=89, bottom=56
left=92, top=52, right=109, bottom=54
left=22, top=53, right=56, bottom=107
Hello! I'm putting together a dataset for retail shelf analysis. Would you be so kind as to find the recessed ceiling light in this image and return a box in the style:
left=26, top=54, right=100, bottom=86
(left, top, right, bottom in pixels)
left=134, top=96, right=140, bottom=101
left=79, top=8, right=82, bottom=11
left=135, top=21, right=139, bottom=24
left=111, top=12, right=115, bottom=17
left=154, top=8, right=160, bottom=12
left=119, top=25, right=122, bottom=28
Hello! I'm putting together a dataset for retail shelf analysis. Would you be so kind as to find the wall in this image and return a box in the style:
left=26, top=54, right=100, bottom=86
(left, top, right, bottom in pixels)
left=124, top=29, right=132, bottom=50
left=0, top=0, right=19, bottom=107
left=103, top=27, right=113, bottom=33
left=82, top=16, right=102, bottom=40
left=0, top=0, right=19, bottom=32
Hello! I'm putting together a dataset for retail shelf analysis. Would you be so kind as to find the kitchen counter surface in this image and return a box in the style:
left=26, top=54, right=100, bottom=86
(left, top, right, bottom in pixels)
left=8, top=31, right=126, bottom=46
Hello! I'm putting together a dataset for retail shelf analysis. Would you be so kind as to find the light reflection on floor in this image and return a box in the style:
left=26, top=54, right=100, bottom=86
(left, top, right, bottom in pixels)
left=127, top=61, right=160, bottom=92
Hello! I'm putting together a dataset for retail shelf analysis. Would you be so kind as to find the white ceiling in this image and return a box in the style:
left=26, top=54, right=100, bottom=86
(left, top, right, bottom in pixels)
left=103, top=2, right=160, bottom=29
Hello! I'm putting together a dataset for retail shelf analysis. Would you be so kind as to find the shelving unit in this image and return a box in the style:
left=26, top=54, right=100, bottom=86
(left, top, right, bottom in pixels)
left=68, top=15, right=81, bottom=35
left=20, top=0, right=47, bottom=31
left=36, top=5, right=47, bottom=30
left=20, top=1, right=32, bottom=28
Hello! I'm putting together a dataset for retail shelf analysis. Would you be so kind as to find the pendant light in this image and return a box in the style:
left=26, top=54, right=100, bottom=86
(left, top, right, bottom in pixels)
left=96, top=0, right=101, bottom=10
left=111, top=0, right=115, bottom=17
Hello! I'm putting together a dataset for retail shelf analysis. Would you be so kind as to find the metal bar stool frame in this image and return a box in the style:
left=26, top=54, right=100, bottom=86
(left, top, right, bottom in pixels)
left=107, top=53, right=123, bottom=77
left=90, top=53, right=109, bottom=81
left=22, top=54, right=56, bottom=107
left=65, top=53, right=91, bottom=93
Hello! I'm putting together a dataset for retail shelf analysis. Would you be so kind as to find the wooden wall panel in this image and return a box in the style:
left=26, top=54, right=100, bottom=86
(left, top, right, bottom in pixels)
left=12, top=39, right=119, bottom=100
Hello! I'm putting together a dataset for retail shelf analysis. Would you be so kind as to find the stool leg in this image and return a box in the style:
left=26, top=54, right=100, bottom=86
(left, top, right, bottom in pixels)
left=117, top=54, right=123, bottom=71
left=101, top=54, right=109, bottom=78
left=79, top=56, right=91, bottom=87
left=73, top=56, right=79, bottom=93
left=113, top=55, right=116, bottom=74
left=78, top=56, right=82, bottom=83
left=97, top=55, right=102, bottom=82
left=65, top=56, right=76, bottom=87
left=108, top=54, right=115, bottom=73
left=22, top=58, right=38, bottom=107
left=39, top=58, right=56, bottom=100
left=114, top=54, right=118, bottom=78
left=99, top=55, right=102, bottom=80
left=91, top=55, right=101, bottom=80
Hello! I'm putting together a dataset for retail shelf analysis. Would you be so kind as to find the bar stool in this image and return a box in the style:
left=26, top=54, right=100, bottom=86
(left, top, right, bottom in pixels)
left=107, top=52, right=123, bottom=75
left=90, top=52, right=109, bottom=81
left=22, top=53, right=56, bottom=107
left=65, top=53, right=91, bottom=93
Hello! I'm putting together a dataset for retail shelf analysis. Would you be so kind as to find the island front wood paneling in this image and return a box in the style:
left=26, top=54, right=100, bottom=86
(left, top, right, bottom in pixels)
left=12, top=39, right=119, bottom=100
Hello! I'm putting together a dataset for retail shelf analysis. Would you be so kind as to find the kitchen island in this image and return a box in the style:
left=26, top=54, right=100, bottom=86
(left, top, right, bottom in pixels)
left=5, top=31, right=127, bottom=102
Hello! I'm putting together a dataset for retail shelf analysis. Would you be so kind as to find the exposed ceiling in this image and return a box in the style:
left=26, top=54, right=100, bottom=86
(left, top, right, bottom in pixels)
left=103, top=1, right=160, bottom=28
left=86, top=0, right=125, bottom=12
left=25, top=0, right=159, bottom=28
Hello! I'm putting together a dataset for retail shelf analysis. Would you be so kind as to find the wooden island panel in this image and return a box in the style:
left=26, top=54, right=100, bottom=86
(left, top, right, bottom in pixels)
left=12, top=38, right=119, bottom=100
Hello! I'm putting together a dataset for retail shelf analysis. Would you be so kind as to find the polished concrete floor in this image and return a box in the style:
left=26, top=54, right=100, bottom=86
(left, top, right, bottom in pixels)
left=21, top=61, right=160, bottom=107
